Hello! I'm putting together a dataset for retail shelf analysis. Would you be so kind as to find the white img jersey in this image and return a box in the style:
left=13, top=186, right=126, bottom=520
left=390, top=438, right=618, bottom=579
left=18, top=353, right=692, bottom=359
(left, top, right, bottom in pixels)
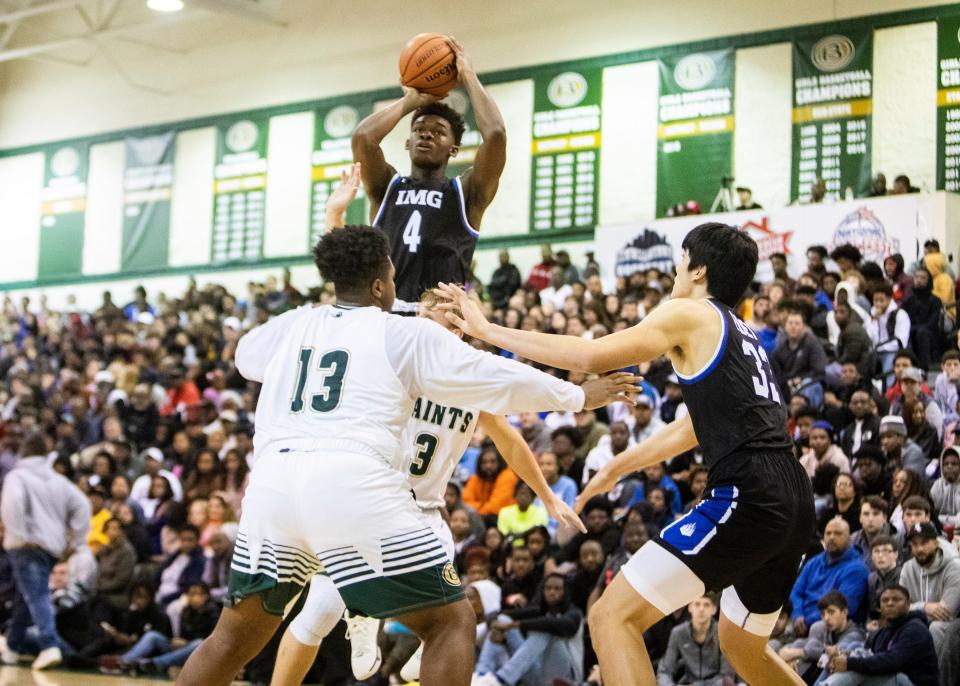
left=398, top=398, right=481, bottom=511
left=235, top=304, right=585, bottom=465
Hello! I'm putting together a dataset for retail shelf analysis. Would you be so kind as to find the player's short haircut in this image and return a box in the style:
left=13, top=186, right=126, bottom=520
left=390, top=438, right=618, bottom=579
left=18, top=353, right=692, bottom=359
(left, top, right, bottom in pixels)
left=551, top=425, right=584, bottom=448
left=870, top=533, right=896, bottom=550
left=795, top=285, right=817, bottom=298
left=881, top=584, right=910, bottom=602
left=872, top=282, right=893, bottom=299
left=902, top=495, right=931, bottom=514
left=681, top=223, right=758, bottom=307
left=862, top=495, right=889, bottom=514
left=894, top=349, right=918, bottom=365
left=419, top=285, right=464, bottom=320
left=412, top=102, right=466, bottom=145
left=513, top=480, right=535, bottom=496
left=807, top=245, right=828, bottom=258
left=583, top=495, right=614, bottom=517
left=770, top=252, right=787, bottom=262
left=924, top=238, right=940, bottom=250
left=942, top=350, right=960, bottom=364
left=829, top=244, right=862, bottom=265
left=510, top=545, right=533, bottom=558
left=313, top=225, right=390, bottom=294
left=817, top=590, right=848, bottom=612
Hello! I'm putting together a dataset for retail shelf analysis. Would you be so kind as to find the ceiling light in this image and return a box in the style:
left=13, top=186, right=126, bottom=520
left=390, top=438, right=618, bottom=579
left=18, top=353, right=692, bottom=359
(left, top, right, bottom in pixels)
left=147, top=0, right=184, bottom=12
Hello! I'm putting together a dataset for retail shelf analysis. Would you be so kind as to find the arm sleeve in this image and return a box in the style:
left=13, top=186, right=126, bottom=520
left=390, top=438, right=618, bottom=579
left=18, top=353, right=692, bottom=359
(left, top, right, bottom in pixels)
left=234, top=309, right=300, bottom=383
left=386, top=318, right=585, bottom=414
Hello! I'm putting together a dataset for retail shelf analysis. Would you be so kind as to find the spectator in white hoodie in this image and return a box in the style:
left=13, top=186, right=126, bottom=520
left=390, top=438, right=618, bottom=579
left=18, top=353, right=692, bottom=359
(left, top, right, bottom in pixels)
left=0, top=432, right=90, bottom=671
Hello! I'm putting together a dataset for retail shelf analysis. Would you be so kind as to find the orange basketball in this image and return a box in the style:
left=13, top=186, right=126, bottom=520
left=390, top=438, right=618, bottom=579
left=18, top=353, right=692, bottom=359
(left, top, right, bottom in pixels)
left=399, top=33, right=458, bottom=97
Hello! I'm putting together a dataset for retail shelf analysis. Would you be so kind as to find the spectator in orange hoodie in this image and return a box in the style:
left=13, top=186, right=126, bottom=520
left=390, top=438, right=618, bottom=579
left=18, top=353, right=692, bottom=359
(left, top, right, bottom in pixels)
left=463, top=443, right=517, bottom=522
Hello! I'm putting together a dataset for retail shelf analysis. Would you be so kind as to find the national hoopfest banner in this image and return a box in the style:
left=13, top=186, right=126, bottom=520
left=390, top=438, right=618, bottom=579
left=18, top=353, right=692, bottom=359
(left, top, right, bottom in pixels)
left=529, top=68, right=602, bottom=231
left=595, top=193, right=943, bottom=287
left=937, top=15, right=960, bottom=192
left=791, top=30, right=873, bottom=203
left=656, top=48, right=735, bottom=218
left=122, top=132, right=175, bottom=272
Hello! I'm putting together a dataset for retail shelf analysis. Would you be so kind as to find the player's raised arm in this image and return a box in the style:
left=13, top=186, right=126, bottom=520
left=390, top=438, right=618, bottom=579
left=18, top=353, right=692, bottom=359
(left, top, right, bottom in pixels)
left=352, top=88, right=437, bottom=212
left=449, top=39, right=506, bottom=228
left=324, top=163, right=362, bottom=231
left=436, top=282, right=698, bottom=374
left=480, top=412, right=587, bottom=534
left=574, top=413, right=698, bottom=513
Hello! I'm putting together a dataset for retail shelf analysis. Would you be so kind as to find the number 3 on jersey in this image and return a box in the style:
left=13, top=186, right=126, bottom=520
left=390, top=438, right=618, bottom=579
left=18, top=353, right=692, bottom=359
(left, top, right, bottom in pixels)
left=409, top=432, right=438, bottom=477
left=741, top=341, right=782, bottom=404
left=403, top=211, right=422, bottom=253
left=290, top=348, right=350, bottom=413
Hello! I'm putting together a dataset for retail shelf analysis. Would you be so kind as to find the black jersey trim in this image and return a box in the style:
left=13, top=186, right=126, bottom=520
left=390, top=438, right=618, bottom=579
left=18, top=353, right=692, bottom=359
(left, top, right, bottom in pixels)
left=675, top=299, right=728, bottom=385
left=452, top=176, right=480, bottom=238
left=372, top=174, right=401, bottom=227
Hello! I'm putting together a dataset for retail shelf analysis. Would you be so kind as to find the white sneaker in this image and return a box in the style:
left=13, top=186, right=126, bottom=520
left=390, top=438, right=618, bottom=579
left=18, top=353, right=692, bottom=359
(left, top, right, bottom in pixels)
left=31, top=647, right=62, bottom=671
left=0, top=636, right=21, bottom=665
left=471, top=674, right=503, bottom=686
left=343, top=611, right=381, bottom=680
left=399, top=641, right=422, bottom=682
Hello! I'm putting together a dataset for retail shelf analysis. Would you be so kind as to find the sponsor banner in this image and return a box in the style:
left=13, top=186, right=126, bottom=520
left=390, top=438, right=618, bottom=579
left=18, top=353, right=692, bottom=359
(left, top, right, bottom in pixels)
left=791, top=30, right=873, bottom=203
left=212, top=117, right=269, bottom=263
left=122, top=132, right=175, bottom=271
left=937, top=15, right=960, bottom=191
left=38, top=144, right=89, bottom=279
left=656, top=49, right=735, bottom=217
left=529, top=68, right=602, bottom=231
left=596, top=193, right=938, bottom=285
left=309, top=99, right=371, bottom=248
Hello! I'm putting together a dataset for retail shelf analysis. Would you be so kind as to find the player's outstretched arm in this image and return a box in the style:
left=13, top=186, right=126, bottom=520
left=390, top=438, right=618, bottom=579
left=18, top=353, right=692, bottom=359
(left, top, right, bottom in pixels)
left=324, top=163, right=362, bottom=231
left=574, top=413, right=698, bottom=513
left=480, top=412, right=587, bottom=534
left=436, top=282, right=698, bottom=373
left=449, top=38, right=506, bottom=226
left=352, top=87, right=436, bottom=209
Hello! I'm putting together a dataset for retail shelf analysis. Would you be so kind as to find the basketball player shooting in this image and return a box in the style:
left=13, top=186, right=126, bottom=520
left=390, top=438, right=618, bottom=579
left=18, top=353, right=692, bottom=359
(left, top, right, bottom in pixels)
left=436, top=224, right=816, bottom=686
left=352, top=38, right=505, bottom=314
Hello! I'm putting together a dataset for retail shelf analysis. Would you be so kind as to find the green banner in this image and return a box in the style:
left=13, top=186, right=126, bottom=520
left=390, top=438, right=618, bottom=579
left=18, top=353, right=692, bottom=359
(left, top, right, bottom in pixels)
left=308, top=100, right=371, bottom=248
left=656, top=49, right=735, bottom=217
left=38, top=144, right=88, bottom=279
left=529, top=68, right=602, bottom=231
left=443, top=87, right=480, bottom=178
left=937, top=16, right=960, bottom=191
left=212, top=117, right=269, bottom=263
left=791, top=31, right=873, bottom=203
left=122, top=132, right=174, bottom=272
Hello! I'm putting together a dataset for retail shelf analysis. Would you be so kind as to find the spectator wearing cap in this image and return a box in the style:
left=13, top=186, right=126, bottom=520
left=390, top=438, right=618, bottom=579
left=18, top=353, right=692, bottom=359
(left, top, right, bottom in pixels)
left=789, top=518, right=869, bottom=633
left=931, top=447, right=960, bottom=528
left=130, top=448, right=183, bottom=510
left=879, top=415, right=926, bottom=478
left=890, top=366, right=943, bottom=440
left=840, top=390, right=881, bottom=459
left=801, top=421, right=851, bottom=479
left=626, top=394, right=664, bottom=445
left=823, top=585, right=938, bottom=686
left=659, top=374, right=685, bottom=424
left=866, top=283, right=911, bottom=385
left=899, top=521, right=960, bottom=653
left=772, top=308, right=828, bottom=408
left=0, top=432, right=90, bottom=671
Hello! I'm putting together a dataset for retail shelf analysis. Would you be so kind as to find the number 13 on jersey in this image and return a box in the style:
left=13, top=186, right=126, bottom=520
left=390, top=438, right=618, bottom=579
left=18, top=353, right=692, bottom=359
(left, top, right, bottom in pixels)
left=290, top=347, right=350, bottom=413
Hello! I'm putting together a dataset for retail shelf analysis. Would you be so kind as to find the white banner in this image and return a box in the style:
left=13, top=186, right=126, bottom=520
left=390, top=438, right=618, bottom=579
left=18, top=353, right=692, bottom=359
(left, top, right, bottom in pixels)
left=595, top=191, right=959, bottom=285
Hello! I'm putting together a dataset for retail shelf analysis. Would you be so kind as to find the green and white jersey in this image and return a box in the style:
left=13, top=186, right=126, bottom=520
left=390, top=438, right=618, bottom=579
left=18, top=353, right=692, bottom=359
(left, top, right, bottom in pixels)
left=398, top=398, right=480, bottom=511
left=235, top=304, right=585, bottom=465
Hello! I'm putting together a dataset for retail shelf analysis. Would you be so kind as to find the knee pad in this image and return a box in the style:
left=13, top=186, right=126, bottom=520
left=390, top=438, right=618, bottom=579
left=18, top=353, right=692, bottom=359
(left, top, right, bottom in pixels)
left=289, top=575, right=347, bottom=647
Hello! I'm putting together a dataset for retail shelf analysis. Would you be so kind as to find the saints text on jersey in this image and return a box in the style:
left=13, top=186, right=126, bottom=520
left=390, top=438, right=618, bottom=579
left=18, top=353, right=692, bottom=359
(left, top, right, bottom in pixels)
left=411, top=397, right=474, bottom=433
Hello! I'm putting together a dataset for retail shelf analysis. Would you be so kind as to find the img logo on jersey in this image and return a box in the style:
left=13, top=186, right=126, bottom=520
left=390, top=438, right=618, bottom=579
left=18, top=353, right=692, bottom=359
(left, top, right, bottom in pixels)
left=411, top=397, right=474, bottom=433
left=396, top=189, right=443, bottom=209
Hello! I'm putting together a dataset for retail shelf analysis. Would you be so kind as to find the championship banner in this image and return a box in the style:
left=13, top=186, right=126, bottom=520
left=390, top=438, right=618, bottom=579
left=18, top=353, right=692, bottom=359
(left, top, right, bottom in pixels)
left=595, top=192, right=944, bottom=287
left=937, top=16, right=960, bottom=191
left=122, top=132, right=174, bottom=272
left=212, top=117, right=269, bottom=263
left=655, top=49, right=735, bottom=217
left=308, top=99, right=371, bottom=248
left=443, top=87, right=480, bottom=179
left=529, top=68, right=602, bottom=231
left=791, top=31, right=873, bottom=203
left=38, top=143, right=89, bottom=279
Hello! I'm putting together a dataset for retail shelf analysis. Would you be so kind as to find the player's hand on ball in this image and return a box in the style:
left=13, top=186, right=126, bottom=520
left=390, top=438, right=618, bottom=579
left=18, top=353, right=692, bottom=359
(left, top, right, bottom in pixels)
left=328, top=163, right=362, bottom=215
left=545, top=494, right=588, bottom=534
left=575, top=467, right=618, bottom=514
left=580, top=371, right=640, bottom=410
left=447, top=36, right=474, bottom=81
left=435, top=282, right=490, bottom=338
left=401, top=85, right=439, bottom=109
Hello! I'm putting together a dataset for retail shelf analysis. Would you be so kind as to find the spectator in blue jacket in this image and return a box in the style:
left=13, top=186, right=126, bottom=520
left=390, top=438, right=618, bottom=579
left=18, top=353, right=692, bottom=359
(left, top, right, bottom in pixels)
left=154, top=526, right=205, bottom=607
left=791, top=518, right=870, bottom=634
left=822, top=585, right=938, bottom=686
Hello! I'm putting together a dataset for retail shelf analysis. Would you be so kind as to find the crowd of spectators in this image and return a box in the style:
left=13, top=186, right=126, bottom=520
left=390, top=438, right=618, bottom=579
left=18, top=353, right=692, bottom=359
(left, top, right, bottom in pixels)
left=0, top=234, right=959, bottom=685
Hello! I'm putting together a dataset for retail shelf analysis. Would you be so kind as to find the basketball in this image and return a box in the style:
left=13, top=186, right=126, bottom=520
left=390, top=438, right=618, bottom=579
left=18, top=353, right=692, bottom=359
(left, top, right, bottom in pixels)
left=399, top=33, right=457, bottom=97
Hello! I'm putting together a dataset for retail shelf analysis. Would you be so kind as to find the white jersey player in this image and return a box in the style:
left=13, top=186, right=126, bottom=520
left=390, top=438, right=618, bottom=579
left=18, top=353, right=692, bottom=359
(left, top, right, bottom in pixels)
left=271, top=292, right=591, bottom=686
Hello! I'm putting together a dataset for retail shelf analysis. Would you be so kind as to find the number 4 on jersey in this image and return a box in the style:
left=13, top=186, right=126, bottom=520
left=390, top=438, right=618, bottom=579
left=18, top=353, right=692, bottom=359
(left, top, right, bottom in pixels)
left=402, top=210, right=422, bottom=253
